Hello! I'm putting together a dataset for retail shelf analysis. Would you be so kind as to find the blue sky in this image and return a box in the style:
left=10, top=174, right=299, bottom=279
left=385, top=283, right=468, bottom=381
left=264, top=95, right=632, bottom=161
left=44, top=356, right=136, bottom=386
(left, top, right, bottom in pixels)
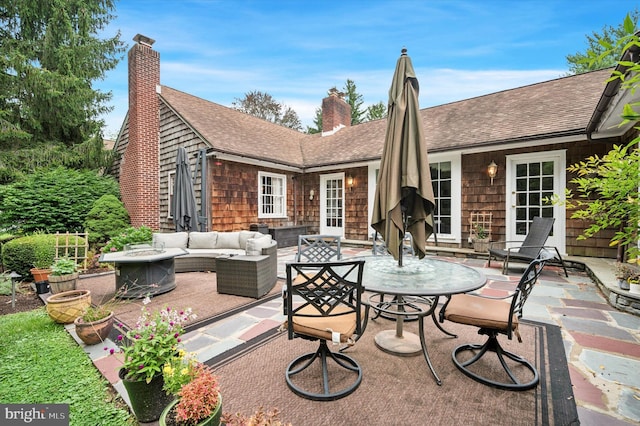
left=97, top=1, right=637, bottom=137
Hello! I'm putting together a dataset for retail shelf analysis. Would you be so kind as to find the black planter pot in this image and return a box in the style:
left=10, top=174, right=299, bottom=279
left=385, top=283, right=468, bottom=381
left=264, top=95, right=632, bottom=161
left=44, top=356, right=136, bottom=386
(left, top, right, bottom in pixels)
left=119, top=368, right=173, bottom=422
left=35, top=281, right=50, bottom=294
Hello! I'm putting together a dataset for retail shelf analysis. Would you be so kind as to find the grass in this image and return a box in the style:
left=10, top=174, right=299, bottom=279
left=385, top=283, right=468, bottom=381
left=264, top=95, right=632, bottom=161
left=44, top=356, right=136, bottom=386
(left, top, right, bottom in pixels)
left=0, top=308, right=136, bottom=425
left=0, top=274, right=14, bottom=296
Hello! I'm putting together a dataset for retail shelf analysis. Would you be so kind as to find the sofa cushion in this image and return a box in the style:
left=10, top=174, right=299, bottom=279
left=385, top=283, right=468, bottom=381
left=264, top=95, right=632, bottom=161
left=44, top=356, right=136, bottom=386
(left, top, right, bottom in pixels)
left=239, top=230, right=261, bottom=248
left=188, top=231, right=218, bottom=249
left=153, top=232, right=188, bottom=249
left=246, top=235, right=273, bottom=255
left=214, top=231, right=241, bottom=249
left=183, top=248, right=246, bottom=257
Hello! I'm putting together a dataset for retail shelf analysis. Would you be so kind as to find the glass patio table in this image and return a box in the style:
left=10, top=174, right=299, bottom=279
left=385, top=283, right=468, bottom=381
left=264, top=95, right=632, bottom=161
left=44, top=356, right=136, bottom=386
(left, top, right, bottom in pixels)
left=359, top=255, right=486, bottom=385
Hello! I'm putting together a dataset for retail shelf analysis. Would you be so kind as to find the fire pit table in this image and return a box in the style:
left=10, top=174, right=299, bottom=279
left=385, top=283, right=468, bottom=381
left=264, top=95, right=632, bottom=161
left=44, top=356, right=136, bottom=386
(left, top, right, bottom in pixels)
left=99, top=244, right=187, bottom=298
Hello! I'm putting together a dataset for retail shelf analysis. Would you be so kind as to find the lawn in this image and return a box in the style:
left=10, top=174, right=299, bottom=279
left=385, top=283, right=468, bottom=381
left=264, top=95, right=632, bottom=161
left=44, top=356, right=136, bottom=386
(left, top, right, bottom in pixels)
left=0, top=308, right=135, bottom=425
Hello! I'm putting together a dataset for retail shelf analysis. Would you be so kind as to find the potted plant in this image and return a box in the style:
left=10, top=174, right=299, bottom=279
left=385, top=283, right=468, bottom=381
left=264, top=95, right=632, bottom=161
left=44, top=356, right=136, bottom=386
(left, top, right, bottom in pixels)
left=472, top=225, right=490, bottom=253
left=117, top=303, right=197, bottom=423
left=625, top=264, right=640, bottom=295
left=614, top=262, right=634, bottom=291
left=48, top=257, right=79, bottom=293
left=160, top=351, right=222, bottom=426
left=74, top=304, right=116, bottom=345
left=30, top=242, right=54, bottom=282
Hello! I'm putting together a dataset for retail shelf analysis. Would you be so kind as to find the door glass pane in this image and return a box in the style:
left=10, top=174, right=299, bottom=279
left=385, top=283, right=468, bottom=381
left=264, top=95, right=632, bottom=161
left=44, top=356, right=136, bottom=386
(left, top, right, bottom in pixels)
left=429, top=161, right=452, bottom=235
left=324, top=178, right=343, bottom=228
left=514, top=160, right=555, bottom=235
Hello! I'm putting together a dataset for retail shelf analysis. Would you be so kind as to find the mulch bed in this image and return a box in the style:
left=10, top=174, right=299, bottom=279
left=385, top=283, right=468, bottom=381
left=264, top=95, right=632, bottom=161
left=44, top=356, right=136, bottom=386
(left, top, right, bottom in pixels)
left=0, top=282, right=45, bottom=316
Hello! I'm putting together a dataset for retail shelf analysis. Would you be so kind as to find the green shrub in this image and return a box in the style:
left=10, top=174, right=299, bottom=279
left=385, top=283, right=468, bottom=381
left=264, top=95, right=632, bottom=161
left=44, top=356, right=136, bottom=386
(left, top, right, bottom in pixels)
left=84, top=194, right=130, bottom=248
left=102, top=226, right=153, bottom=253
left=0, top=166, right=119, bottom=234
left=2, top=234, right=56, bottom=276
left=2, top=234, right=87, bottom=278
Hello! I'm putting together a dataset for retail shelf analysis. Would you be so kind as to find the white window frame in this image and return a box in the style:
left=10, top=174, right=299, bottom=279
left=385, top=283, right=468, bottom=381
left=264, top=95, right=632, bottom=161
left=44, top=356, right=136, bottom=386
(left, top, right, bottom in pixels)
left=428, top=152, right=461, bottom=243
left=367, top=152, right=461, bottom=244
left=258, top=171, right=287, bottom=219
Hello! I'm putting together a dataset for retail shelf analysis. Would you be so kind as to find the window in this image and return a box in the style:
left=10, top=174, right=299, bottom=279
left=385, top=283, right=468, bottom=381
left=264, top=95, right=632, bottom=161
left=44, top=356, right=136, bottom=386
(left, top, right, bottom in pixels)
left=428, top=153, right=461, bottom=242
left=430, top=161, right=452, bottom=234
left=258, top=172, right=287, bottom=218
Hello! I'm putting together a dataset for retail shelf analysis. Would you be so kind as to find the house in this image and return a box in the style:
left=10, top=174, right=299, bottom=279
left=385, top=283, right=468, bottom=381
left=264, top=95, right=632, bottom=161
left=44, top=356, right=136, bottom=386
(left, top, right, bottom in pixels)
left=111, top=34, right=639, bottom=259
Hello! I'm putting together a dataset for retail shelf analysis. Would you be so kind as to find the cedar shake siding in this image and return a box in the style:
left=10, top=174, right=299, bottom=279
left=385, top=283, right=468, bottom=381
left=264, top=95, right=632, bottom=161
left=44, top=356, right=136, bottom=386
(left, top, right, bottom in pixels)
left=112, top=35, right=639, bottom=259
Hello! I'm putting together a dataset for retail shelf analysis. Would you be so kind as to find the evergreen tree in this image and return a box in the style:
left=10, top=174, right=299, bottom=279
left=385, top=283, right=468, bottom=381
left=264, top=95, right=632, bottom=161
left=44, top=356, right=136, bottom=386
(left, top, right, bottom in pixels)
left=0, top=0, right=125, bottom=147
left=343, top=79, right=365, bottom=125
left=306, top=107, right=322, bottom=134
left=366, top=101, right=387, bottom=121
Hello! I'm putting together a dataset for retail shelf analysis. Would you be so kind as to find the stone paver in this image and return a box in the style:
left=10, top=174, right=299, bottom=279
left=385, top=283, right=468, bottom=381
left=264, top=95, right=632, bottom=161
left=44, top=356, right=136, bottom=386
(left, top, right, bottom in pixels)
left=72, top=245, right=640, bottom=425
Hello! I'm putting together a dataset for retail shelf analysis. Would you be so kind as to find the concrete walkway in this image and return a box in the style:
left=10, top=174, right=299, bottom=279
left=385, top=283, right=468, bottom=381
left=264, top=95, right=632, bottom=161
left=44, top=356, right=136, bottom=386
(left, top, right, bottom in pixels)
left=67, top=246, right=640, bottom=425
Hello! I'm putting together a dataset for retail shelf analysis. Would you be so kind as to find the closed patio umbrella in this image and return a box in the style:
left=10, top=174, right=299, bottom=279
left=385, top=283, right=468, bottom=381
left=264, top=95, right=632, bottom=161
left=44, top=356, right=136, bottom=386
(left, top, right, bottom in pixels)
left=172, top=146, right=198, bottom=232
left=371, top=48, right=436, bottom=265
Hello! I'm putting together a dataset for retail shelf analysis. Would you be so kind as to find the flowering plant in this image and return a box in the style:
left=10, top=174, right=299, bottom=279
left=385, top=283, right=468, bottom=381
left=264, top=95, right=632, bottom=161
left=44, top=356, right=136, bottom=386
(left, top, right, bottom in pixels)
left=162, top=350, right=199, bottom=396
left=119, top=302, right=196, bottom=383
left=164, top=362, right=221, bottom=425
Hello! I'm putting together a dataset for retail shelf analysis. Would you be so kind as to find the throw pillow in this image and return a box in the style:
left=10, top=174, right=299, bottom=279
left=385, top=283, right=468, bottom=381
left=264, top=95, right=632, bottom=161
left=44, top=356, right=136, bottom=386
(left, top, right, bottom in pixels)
left=246, top=235, right=273, bottom=255
left=239, top=230, right=261, bottom=248
left=152, top=232, right=188, bottom=249
left=188, top=232, right=218, bottom=249
left=215, top=232, right=241, bottom=249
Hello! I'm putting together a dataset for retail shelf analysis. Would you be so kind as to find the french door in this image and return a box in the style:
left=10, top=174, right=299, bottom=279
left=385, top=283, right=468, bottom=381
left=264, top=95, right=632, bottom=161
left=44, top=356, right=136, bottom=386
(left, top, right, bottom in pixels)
left=505, top=151, right=566, bottom=254
left=320, top=173, right=345, bottom=236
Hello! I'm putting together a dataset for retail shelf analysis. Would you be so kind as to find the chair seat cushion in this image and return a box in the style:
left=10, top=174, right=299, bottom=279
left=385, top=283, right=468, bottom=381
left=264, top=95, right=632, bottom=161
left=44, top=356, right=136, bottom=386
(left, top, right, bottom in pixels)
left=291, top=305, right=357, bottom=343
left=444, top=293, right=517, bottom=332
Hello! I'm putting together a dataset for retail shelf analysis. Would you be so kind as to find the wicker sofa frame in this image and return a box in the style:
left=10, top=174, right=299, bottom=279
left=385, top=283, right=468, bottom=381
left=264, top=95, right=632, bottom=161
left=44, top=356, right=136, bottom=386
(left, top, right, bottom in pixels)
left=153, top=231, right=278, bottom=298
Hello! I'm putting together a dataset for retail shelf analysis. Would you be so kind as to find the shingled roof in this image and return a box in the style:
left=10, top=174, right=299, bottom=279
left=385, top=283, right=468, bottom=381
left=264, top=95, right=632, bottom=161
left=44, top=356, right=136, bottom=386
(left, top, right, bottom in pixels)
left=159, top=68, right=612, bottom=170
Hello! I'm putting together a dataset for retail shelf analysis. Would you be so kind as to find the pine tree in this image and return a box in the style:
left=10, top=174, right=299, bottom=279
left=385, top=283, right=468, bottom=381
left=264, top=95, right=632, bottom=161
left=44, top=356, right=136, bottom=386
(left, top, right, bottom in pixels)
left=0, top=0, right=125, bottom=148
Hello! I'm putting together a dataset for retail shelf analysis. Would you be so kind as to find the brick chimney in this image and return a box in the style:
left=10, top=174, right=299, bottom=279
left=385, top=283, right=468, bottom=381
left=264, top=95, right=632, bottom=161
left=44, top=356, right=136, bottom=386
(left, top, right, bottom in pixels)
left=120, top=34, right=160, bottom=229
left=321, top=88, right=351, bottom=136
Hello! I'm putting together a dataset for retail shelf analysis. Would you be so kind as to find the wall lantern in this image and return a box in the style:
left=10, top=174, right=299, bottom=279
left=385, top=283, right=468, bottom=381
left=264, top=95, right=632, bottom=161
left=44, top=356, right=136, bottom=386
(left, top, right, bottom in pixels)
left=309, top=189, right=315, bottom=201
left=347, top=175, right=354, bottom=190
left=487, top=161, right=498, bottom=185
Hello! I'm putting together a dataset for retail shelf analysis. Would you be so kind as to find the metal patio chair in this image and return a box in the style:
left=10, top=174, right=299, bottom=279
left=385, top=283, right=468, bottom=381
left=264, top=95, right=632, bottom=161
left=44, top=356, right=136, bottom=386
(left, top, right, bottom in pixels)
left=439, top=257, right=548, bottom=390
left=283, top=259, right=369, bottom=400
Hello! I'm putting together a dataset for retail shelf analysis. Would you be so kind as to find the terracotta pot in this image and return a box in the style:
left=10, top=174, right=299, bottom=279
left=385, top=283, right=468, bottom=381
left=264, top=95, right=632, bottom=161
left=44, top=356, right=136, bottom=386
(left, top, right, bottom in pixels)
left=45, top=289, right=91, bottom=324
left=74, top=311, right=115, bottom=345
left=159, top=394, right=222, bottom=426
left=48, top=272, right=79, bottom=294
left=30, top=268, right=51, bottom=282
left=120, top=369, right=174, bottom=423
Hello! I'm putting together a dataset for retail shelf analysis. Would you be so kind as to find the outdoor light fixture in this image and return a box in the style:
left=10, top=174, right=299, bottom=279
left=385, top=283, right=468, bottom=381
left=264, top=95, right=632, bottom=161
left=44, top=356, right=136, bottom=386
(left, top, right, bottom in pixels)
left=309, top=189, right=315, bottom=200
left=212, top=156, right=223, bottom=167
left=487, top=161, right=498, bottom=185
left=9, top=271, right=21, bottom=308
left=347, top=175, right=354, bottom=190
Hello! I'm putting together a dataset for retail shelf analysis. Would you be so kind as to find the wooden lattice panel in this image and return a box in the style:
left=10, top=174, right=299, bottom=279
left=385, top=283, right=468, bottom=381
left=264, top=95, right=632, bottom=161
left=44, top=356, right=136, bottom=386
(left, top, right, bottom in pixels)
left=469, top=212, right=493, bottom=241
left=55, top=232, right=89, bottom=270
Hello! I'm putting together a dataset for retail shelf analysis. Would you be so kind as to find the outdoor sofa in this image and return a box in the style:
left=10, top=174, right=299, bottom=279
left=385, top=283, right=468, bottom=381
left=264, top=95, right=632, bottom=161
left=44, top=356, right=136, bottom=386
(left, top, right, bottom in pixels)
left=152, top=230, right=278, bottom=298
